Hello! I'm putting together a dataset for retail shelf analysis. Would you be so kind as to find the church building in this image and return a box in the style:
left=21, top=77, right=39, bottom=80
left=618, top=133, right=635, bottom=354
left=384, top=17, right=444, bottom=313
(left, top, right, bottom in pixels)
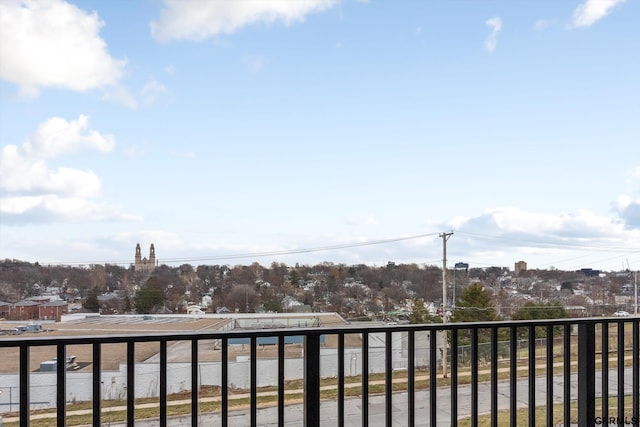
left=135, top=243, right=156, bottom=273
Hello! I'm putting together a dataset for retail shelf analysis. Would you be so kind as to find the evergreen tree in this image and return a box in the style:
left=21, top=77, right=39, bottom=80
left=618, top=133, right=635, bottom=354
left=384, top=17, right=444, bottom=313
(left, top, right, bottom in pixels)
left=289, top=270, right=301, bottom=287
left=122, top=294, right=132, bottom=313
left=83, top=288, right=100, bottom=313
left=134, top=287, right=164, bottom=314
left=512, top=301, right=567, bottom=338
left=449, top=283, right=504, bottom=356
left=450, top=283, right=501, bottom=323
left=409, top=299, right=441, bottom=324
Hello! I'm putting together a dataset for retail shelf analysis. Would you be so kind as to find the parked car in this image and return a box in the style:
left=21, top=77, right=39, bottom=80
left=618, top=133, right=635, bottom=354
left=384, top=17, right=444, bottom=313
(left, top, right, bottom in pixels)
left=613, top=311, right=630, bottom=317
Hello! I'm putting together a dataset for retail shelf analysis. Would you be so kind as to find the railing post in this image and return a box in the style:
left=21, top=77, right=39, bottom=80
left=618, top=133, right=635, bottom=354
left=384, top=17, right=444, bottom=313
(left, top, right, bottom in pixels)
left=338, top=333, right=345, bottom=426
left=127, top=341, right=135, bottom=426
left=528, top=325, right=536, bottom=427
left=19, top=343, right=29, bottom=427
left=92, top=342, right=101, bottom=427
left=578, top=321, right=595, bottom=426
left=278, top=335, right=285, bottom=426
left=56, top=344, right=66, bottom=427
left=362, top=332, right=369, bottom=427
left=304, top=333, right=320, bottom=427
left=191, top=338, right=198, bottom=427
left=633, top=320, right=639, bottom=425
left=408, top=330, right=415, bottom=427
left=160, top=340, right=167, bottom=427
left=250, top=336, right=257, bottom=427
left=385, top=331, right=393, bottom=427
left=221, top=337, right=228, bottom=427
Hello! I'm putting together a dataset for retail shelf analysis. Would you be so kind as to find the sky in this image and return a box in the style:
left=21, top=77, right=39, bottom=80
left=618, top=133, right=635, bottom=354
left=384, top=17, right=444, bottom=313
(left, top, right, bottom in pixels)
left=0, top=0, right=639, bottom=272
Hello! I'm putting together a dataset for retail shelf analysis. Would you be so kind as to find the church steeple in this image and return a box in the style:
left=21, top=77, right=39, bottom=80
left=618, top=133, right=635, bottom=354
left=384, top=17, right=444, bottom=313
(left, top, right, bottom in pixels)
left=149, top=244, right=156, bottom=266
left=134, top=243, right=156, bottom=272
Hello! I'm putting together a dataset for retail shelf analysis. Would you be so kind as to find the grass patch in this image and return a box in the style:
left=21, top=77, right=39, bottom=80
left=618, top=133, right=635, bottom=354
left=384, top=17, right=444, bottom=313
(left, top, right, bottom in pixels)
left=458, top=396, right=635, bottom=427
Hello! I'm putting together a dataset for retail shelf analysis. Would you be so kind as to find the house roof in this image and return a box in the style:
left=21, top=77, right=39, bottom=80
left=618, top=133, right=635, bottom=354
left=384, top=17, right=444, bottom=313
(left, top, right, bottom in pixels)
left=290, top=304, right=312, bottom=313
left=14, top=300, right=41, bottom=307
left=40, top=300, right=68, bottom=307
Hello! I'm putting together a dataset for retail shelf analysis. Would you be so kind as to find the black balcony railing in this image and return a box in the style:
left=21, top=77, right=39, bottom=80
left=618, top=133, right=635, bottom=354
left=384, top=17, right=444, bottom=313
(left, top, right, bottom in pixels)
left=0, top=317, right=638, bottom=426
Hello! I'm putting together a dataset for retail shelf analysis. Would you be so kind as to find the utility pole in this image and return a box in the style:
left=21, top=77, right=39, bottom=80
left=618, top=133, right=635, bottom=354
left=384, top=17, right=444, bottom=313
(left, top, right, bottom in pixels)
left=440, top=231, right=453, bottom=378
left=627, top=260, right=638, bottom=316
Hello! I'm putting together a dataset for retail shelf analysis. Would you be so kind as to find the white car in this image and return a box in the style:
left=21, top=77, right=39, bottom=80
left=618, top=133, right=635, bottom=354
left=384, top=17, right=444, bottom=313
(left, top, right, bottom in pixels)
left=613, top=311, right=630, bottom=317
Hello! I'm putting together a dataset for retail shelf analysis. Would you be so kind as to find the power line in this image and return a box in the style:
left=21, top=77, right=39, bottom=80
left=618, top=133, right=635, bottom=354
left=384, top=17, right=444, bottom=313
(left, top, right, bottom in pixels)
left=49, top=232, right=441, bottom=266
left=456, top=231, right=639, bottom=253
left=41, top=229, right=638, bottom=269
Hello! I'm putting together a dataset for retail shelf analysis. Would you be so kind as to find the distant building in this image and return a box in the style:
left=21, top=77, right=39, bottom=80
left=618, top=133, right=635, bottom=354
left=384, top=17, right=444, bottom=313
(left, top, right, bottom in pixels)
left=187, top=305, right=204, bottom=315
left=578, top=268, right=601, bottom=277
left=201, top=295, right=212, bottom=308
left=39, top=300, right=68, bottom=321
left=290, top=304, right=312, bottom=313
left=135, top=243, right=156, bottom=273
left=0, top=300, right=11, bottom=318
left=12, top=300, right=40, bottom=320
left=515, top=261, right=527, bottom=275
left=454, top=262, right=469, bottom=271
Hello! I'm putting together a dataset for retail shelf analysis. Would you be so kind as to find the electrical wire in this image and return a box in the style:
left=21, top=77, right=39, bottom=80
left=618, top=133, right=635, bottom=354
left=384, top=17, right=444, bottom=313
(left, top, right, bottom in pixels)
left=456, top=230, right=639, bottom=253
left=50, top=232, right=441, bottom=266
left=42, top=229, right=638, bottom=269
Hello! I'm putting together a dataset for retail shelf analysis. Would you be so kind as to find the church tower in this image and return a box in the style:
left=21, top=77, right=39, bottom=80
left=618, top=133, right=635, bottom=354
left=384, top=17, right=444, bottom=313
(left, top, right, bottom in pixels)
left=134, top=243, right=156, bottom=273
left=149, top=244, right=156, bottom=267
left=135, top=243, right=142, bottom=270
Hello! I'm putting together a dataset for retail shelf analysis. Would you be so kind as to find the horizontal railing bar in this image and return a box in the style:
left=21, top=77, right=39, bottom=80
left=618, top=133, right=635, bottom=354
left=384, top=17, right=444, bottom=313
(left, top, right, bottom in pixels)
left=3, top=317, right=635, bottom=348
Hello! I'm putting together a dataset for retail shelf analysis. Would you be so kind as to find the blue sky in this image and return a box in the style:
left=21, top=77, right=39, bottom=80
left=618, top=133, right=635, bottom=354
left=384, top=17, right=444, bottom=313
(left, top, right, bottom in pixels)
left=1, top=0, right=639, bottom=272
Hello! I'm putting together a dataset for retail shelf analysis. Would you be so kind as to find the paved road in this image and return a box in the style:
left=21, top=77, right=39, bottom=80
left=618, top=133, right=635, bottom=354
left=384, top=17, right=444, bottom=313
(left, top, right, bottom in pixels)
left=103, top=367, right=636, bottom=426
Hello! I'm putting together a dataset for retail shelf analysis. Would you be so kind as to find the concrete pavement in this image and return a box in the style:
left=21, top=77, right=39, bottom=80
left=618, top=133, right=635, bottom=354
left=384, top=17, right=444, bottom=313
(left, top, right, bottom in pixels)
left=97, top=366, right=637, bottom=426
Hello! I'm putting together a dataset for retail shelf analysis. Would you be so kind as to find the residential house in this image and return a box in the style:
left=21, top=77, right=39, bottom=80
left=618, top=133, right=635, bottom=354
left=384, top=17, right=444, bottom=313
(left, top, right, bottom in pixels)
left=39, top=300, right=69, bottom=321
left=0, top=300, right=11, bottom=318
left=12, top=300, right=40, bottom=320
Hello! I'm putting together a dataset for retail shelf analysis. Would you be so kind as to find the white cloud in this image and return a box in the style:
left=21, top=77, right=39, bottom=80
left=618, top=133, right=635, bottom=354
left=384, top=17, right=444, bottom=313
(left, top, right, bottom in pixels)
left=150, top=0, right=340, bottom=41
left=346, top=215, right=377, bottom=226
left=123, top=145, right=147, bottom=158
left=572, top=0, right=624, bottom=27
left=614, top=167, right=640, bottom=228
left=101, top=85, right=138, bottom=109
left=24, top=115, right=114, bottom=159
left=452, top=206, right=619, bottom=237
left=0, top=195, right=140, bottom=224
left=485, top=17, right=502, bottom=53
left=0, top=115, right=136, bottom=224
left=141, top=79, right=167, bottom=106
left=533, top=19, right=553, bottom=31
left=0, top=0, right=127, bottom=96
left=0, top=115, right=114, bottom=197
left=618, top=200, right=640, bottom=228
left=243, top=55, right=265, bottom=74
left=443, top=206, right=640, bottom=270
left=112, top=230, right=183, bottom=248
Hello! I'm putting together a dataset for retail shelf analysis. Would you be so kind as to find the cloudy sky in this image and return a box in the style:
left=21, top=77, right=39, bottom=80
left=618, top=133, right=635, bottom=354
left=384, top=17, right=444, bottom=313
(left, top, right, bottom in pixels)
left=1, top=0, right=638, bottom=271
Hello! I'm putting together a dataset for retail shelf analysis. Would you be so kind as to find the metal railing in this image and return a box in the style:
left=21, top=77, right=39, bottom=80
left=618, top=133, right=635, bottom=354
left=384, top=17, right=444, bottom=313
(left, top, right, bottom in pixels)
left=0, top=317, right=638, bottom=426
